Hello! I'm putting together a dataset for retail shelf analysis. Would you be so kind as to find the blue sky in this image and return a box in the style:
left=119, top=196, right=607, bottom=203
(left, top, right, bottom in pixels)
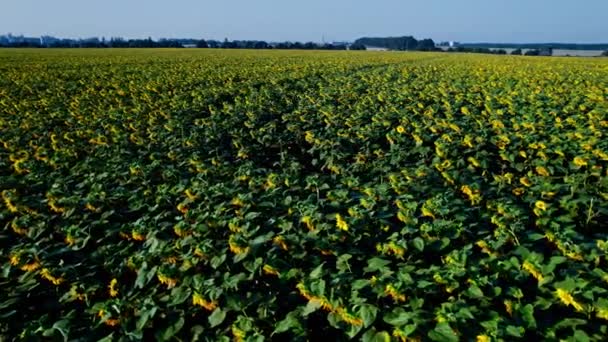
left=1, top=0, right=606, bottom=43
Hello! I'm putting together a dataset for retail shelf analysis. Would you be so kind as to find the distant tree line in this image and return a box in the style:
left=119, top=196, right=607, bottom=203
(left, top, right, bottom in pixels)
left=457, top=43, right=608, bottom=51
left=445, top=47, right=509, bottom=55
left=353, top=36, right=437, bottom=51
left=0, top=35, right=359, bottom=50
left=197, top=39, right=350, bottom=50
left=444, top=46, right=553, bottom=56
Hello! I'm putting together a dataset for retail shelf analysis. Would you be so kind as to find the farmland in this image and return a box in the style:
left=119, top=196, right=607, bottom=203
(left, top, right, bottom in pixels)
left=0, top=49, right=607, bottom=341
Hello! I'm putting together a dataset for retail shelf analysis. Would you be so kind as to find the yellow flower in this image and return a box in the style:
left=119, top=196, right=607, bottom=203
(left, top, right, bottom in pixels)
left=396, top=125, right=406, bottom=134
left=520, top=177, right=532, bottom=187
left=386, top=242, right=405, bottom=258
left=104, top=318, right=120, bottom=327
left=21, top=261, right=41, bottom=272
left=48, top=201, right=65, bottom=214
left=40, top=268, right=64, bottom=285
left=304, top=131, right=315, bottom=143
left=232, top=325, right=246, bottom=342
left=109, top=278, right=119, bottom=297
left=228, top=235, right=250, bottom=255
left=262, top=264, right=280, bottom=276
left=522, top=261, right=544, bottom=282
left=273, top=236, right=288, bottom=250
left=573, top=156, right=587, bottom=167
left=535, top=201, right=547, bottom=211
left=192, top=293, right=218, bottom=311
left=157, top=273, right=177, bottom=288
left=85, top=203, right=98, bottom=212
left=596, top=308, right=608, bottom=321
left=467, top=157, right=481, bottom=168
left=65, top=235, right=76, bottom=246
left=176, top=202, right=188, bottom=214
left=11, top=220, right=27, bottom=235
left=535, top=166, right=550, bottom=177
left=335, top=214, right=348, bottom=231
left=184, top=189, right=198, bottom=201
left=555, top=288, right=584, bottom=312
left=131, top=231, right=145, bottom=241
left=534, top=200, right=548, bottom=217
left=385, top=284, right=407, bottom=302
left=9, top=254, right=20, bottom=266
left=512, top=187, right=525, bottom=196
left=301, top=216, right=315, bottom=231
left=336, top=308, right=364, bottom=326
left=231, top=197, right=245, bottom=207
left=461, top=185, right=482, bottom=205
left=476, top=240, right=497, bottom=256
left=462, top=135, right=474, bottom=148
left=477, top=335, right=491, bottom=342
left=2, top=190, right=19, bottom=213
left=504, top=300, right=513, bottom=316
left=421, top=207, right=435, bottom=219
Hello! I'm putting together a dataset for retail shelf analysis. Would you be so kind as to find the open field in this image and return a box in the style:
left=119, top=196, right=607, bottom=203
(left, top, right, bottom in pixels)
left=1, top=49, right=607, bottom=341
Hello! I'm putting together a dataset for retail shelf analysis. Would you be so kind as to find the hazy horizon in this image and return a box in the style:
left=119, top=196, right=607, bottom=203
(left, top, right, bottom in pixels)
left=1, top=0, right=607, bottom=43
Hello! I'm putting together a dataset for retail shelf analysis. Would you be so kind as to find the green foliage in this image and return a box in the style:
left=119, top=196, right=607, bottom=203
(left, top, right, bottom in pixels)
left=0, top=49, right=607, bottom=341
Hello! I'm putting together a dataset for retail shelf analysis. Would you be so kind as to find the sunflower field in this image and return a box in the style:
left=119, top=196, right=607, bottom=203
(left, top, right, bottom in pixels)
left=1, top=49, right=607, bottom=341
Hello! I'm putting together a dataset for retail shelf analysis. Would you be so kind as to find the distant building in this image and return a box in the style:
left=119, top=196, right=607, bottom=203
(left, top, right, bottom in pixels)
left=366, top=46, right=389, bottom=51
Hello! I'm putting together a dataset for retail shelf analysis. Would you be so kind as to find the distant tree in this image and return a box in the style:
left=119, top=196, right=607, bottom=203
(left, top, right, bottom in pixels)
left=349, top=43, right=366, bottom=50
left=254, top=41, right=268, bottom=49
left=353, top=36, right=419, bottom=51
left=525, top=49, right=540, bottom=56
left=303, top=42, right=316, bottom=50
left=416, top=38, right=436, bottom=51
left=206, top=40, right=220, bottom=48
left=602, top=50, right=608, bottom=56
left=221, top=39, right=237, bottom=49
left=511, top=48, right=522, bottom=55
left=494, top=49, right=507, bottom=55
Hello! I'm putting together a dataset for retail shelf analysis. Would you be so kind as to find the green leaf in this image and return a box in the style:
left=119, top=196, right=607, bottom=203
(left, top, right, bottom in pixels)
left=352, top=279, right=370, bottom=290
left=467, top=285, right=484, bottom=298
left=302, top=299, right=322, bottom=317
left=336, top=254, right=352, bottom=273
left=211, top=254, right=227, bottom=269
left=383, top=308, right=410, bottom=326
left=162, top=316, right=185, bottom=341
left=98, top=333, right=115, bottom=342
left=373, top=331, right=392, bottom=342
left=364, top=258, right=391, bottom=273
left=520, top=304, right=536, bottom=329
left=208, top=308, right=227, bottom=328
left=573, top=329, right=590, bottom=342
left=505, top=325, right=524, bottom=337
left=554, top=277, right=577, bottom=292
left=310, top=263, right=325, bottom=279
left=136, top=307, right=158, bottom=331
left=357, top=304, right=378, bottom=328
left=555, top=318, right=587, bottom=330
left=191, top=325, right=204, bottom=342
left=428, top=323, right=459, bottom=342
left=274, top=310, right=302, bottom=334
left=412, top=237, right=425, bottom=252
left=170, top=286, right=191, bottom=306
